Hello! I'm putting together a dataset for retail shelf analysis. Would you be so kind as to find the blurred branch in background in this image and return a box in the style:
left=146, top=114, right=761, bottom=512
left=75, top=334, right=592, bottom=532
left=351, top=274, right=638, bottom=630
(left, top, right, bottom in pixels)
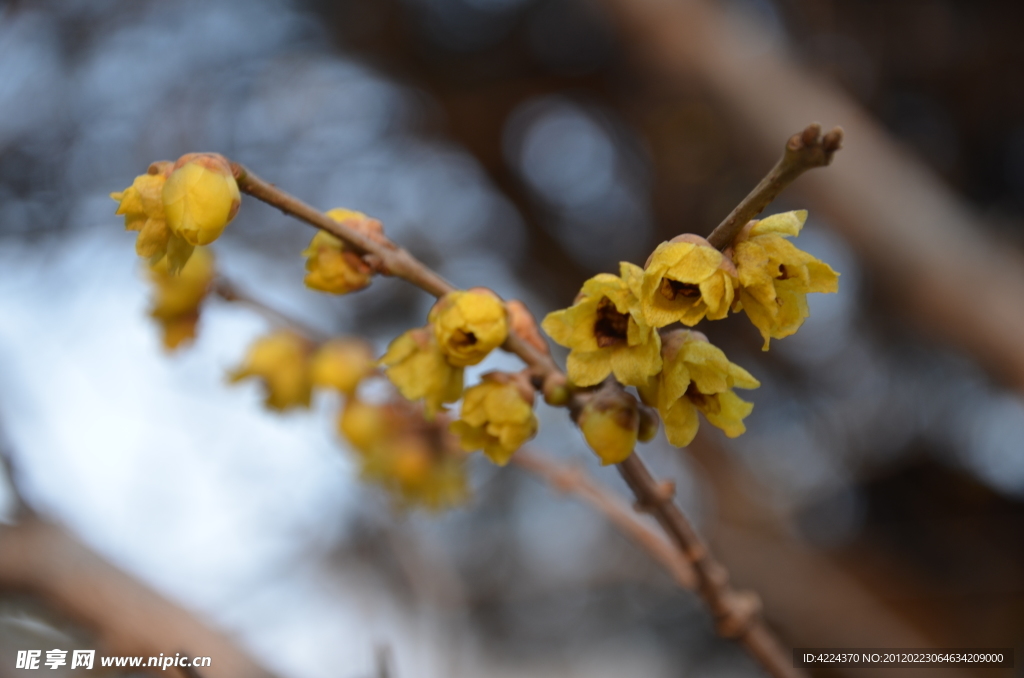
left=588, top=0, right=1024, bottom=391
left=0, top=444, right=276, bottom=678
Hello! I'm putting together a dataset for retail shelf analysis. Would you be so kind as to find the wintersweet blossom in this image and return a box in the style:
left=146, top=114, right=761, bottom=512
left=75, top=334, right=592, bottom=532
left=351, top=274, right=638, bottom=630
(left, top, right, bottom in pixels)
left=542, top=263, right=661, bottom=387
left=731, top=210, right=839, bottom=349
left=162, top=153, right=241, bottom=246
left=111, top=162, right=194, bottom=272
left=638, top=235, right=736, bottom=328
left=146, top=246, right=215, bottom=350
left=309, top=339, right=375, bottom=396
left=450, top=373, right=538, bottom=466
left=302, top=209, right=385, bottom=294
left=639, top=331, right=759, bottom=447
left=379, top=327, right=463, bottom=415
left=429, top=289, right=508, bottom=367
left=229, top=330, right=312, bottom=411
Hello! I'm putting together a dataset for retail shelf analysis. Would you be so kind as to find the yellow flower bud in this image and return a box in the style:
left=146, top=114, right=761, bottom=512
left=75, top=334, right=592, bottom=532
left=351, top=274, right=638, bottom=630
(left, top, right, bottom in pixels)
left=162, top=153, right=241, bottom=246
left=639, top=234, right=736, bottom=328
left=338, top=398, right=390, bottom=455
left=639, top=330, right=759, bottom=447
left=302, top=209, right=385, bottom=294
left=147, top=246, right=215, bottom=350
left=450, top=373, right=538, bottom=466
left=542, top=263, right=661, bottom=387
left=379, top=327, right=463, bottom=416
left=731, top=210, right=839, bottom=349
left=577, top=389, right=639, bottom=465
left=429, top=289, right=508, bottom=367
left=310, top=339, right=375, bottom=395
left=229, top=330, right=312, bottom=411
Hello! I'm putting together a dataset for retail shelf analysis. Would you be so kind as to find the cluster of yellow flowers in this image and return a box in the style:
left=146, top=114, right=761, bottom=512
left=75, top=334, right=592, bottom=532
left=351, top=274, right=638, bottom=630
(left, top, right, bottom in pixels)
left=114, top=150, right=839, bottom=504
left=111, top=153, right=241, bottom=273
left=542, top=211, right=838, bottom=461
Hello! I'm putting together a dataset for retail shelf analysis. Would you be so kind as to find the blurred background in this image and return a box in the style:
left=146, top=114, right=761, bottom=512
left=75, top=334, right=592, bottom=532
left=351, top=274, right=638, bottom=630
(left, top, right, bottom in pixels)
left=0, top=0, right=1022, bottom=676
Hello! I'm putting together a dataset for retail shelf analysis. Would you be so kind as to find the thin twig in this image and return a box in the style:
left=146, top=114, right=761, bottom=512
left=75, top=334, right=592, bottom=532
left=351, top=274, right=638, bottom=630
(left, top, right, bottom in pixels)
left=618, top=453, right=803, bottom=678
left=706, top=123, right=843, bottom=250
left=514, top=449, right=696, bottom=589
left=210, top=277, right=330, bottom=343
left=228, top=148, right=818, bottom=678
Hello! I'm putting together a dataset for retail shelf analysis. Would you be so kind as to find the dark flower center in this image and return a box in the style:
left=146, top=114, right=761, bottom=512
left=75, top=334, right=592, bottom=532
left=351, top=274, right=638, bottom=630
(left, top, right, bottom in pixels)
left=452, top=329, right=477, bottom=346
left=659, top=277, right=701, bottom=301
left=594, top=297, right=629, bottom=348
left=777, top=265, right=793, bottom=281
left=685, top=382, right=720, bottom=414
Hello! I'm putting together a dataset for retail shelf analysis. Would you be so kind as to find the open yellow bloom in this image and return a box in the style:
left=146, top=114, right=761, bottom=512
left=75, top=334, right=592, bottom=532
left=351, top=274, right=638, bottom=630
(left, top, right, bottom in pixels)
left=639, top=331, right=759, bottom=447
left=112, top=163, right=195, bottom=272
left=302, top=209, right=384, bottom=294
left=541, top=263, right=661, bottom=387
left=146, top=246, right=215, bottom=350
left=450, top=373, right=538, bottom=466
left=309, top=339, right=375, bottom=396
left=639, top=235, right=736, bottom=328
left=429, top=289, right=508, bottom=367
left=380, top=327, right=463, bottom=415
left=732, top=210, right=839, bottom=349
left=229, top=330, right=312, bottom=411
left=162, top=153, right=241, bottom=246
left=338, top=398, right=469, bottom=509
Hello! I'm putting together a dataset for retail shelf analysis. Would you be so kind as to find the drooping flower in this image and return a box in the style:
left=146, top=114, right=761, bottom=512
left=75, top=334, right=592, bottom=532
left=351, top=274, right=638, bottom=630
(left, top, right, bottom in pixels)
left=302, top=209, right=385, bottom=294
left=450, top=373, right=538, bottom=466
left=731, top=210, right=839, bottom=349
left=429, top=289, right=508, bottom=367
left=338, top=397, right=469, bottom=509
left=577, top=385, right=640, bottom=465
left=229, top=330, right=312, bottom=411
left=146, top=246, right=215, bottom=350
left=379, top=327, right=463, bottom=416
left=309, top=338, right=375, bottom=396
left=111, top=162, right=195, bottom=272
left=639, top=330, right=759, bottom=447
left=541, top=263, right=661, bottom=387
left=162, top=153, right=241, bottom=247
left=638, top=234, right=736, bottom=328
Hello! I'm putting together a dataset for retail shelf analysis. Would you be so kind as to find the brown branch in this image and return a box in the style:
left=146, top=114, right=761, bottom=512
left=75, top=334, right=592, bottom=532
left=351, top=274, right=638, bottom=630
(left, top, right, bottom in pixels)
left=706, top=123, right=842, bottom=250
left=0, top=519, right=276, bottom=678
left=618, top=453, right=804, bottom=678
left=210, top=277, right=330, bottom=343
left=513, top=448, right=696, bottom=590
left=227, top=158, right=815, bottom=677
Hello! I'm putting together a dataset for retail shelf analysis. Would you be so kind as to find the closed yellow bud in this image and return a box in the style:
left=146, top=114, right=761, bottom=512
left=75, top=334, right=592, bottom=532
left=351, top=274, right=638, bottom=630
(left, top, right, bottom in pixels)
left=310, top=339, right=375, bottom=395
left=163, top=153, right=241, bottom=246
left=429, top=289, right=508, bottom=367
left=577, top=391, right=639, bottom=465
left=338, top=398, right=391, bottom=455
left=147, top=246, right=215, bottom=350
left=229, top=330, right=312, bottom=411
left=302, top=209, right=384, bottom=295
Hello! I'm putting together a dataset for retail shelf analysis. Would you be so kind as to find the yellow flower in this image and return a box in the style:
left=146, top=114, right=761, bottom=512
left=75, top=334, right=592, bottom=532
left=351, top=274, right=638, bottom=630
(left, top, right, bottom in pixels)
left=577, top=389, right=639, bottom=465
left=731, top=210, right=839, bottom=349
left=229, top=330, right=312, bottom=411
left=111, top=162, right=195, bottom=272
left=639, top=331, right=759, bottom=447
left=162, top=153, right=241, bottom=246
left=302, top=209, right=385, bottom=294
left=146, top=246, right=215, bottom=350
left=309, top=339, right=375, bottom=396
left=639, top=234, right=736, bottom=328
left=429, top=289, right=508, bottom=367
left=338, top=398, right=469, bottom=509
left=450, top=373, right=538, bottom=466
left=541, top=263, right=662, bottom=387
left=380, top=327, right=463, bottom=415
